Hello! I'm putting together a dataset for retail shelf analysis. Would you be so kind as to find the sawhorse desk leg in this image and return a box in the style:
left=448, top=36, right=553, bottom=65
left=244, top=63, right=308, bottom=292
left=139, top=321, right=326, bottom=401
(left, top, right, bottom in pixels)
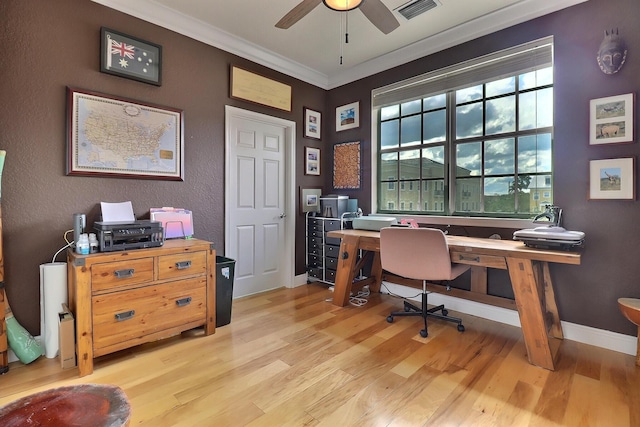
left=506, top=258, right=562, bottom=370
left=332, top=235, right=360, bottom=307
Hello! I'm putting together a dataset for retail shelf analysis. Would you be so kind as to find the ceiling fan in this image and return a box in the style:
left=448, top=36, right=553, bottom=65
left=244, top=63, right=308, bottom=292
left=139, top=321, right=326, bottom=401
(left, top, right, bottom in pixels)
left=276, top=0, right=400, bottom=35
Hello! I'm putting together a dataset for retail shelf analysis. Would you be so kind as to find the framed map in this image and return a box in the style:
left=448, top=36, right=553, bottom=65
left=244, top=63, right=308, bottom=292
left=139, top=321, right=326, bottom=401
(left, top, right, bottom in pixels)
left=66, top=87, right=183, bottom=180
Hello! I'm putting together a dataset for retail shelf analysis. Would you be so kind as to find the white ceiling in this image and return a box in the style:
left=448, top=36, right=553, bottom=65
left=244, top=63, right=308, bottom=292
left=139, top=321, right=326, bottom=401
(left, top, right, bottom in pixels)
left=92, top=0, right=587, bottom=89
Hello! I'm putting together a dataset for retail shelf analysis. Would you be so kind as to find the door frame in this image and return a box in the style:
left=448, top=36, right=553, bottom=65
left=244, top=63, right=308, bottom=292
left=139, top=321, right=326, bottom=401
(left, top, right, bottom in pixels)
left=224, top=105, right=296, bottom=291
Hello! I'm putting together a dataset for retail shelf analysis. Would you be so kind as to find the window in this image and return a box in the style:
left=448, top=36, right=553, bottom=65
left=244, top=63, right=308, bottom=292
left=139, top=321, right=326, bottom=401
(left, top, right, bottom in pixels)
left=374, top=37, right=553, bottom=218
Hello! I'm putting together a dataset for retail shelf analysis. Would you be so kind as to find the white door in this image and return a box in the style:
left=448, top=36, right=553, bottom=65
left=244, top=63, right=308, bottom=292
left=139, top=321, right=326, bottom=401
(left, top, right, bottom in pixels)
left=225, top=106, right=296, bottom=298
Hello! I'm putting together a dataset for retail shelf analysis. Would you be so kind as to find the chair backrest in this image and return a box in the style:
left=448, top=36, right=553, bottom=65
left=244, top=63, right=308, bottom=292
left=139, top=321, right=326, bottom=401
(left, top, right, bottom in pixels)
left=380, top=227, right=464, bottom=281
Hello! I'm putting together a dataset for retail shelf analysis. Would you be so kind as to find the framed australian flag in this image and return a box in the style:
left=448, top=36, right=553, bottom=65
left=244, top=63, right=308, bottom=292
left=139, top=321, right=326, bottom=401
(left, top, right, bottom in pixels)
left=100, top=27, right=162, bottom=86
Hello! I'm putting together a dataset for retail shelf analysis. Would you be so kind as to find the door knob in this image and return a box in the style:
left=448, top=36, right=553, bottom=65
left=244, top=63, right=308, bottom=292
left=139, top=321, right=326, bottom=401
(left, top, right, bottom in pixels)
left=279, top=213, right=286, bottom=219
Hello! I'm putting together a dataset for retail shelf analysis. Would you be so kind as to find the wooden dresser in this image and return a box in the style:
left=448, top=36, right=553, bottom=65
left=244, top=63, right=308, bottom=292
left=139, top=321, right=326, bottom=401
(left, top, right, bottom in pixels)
left=67, top=238, right=216, bottom=377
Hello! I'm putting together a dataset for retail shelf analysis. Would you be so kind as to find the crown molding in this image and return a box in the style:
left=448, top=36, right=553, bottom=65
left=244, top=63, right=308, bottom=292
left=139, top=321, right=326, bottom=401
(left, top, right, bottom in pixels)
left=326, top=0, right=589, bottom=88
left=92, top=0, right=588, bottom=90
left=91, top=0, right=330, bottom=88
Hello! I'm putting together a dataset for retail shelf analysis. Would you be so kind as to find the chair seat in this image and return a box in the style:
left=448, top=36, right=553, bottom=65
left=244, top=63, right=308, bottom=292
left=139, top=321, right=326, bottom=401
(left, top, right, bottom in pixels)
left=380, top=227, right=469, bottom=337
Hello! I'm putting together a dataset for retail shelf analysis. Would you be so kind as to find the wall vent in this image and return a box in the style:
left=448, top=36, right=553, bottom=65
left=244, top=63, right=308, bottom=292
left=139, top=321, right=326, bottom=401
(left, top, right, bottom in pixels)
left=396, top=0, right=440, bottom=20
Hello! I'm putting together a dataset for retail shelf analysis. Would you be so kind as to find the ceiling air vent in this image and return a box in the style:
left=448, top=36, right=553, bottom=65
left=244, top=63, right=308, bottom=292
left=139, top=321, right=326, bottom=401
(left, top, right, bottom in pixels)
left=396, top=0, right=440, bottom=20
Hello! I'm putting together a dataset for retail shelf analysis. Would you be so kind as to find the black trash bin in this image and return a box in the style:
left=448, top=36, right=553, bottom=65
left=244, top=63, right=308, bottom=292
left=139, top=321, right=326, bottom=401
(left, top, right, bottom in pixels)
left=216, top=256, right=236, bottom=327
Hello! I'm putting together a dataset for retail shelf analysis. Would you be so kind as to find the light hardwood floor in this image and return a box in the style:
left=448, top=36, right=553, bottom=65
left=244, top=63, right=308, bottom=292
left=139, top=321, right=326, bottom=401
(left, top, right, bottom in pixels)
left=1, top=283, right=639, bottom=426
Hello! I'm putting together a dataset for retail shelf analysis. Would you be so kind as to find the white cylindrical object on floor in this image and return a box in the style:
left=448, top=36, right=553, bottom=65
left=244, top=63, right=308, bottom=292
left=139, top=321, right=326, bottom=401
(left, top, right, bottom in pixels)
left=39, top=262, right=68, bottom=358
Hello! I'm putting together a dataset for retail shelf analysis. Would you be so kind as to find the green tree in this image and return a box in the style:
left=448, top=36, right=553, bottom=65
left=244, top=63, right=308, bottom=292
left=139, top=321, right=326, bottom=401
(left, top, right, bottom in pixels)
left=508, top=175, right=532, bottom=194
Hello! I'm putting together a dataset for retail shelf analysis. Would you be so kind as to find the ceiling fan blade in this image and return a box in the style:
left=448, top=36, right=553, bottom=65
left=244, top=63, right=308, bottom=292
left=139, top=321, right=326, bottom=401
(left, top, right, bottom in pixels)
left=275, top=0, right=323, bottom=29
left=359, top=0, right=400, bottom=34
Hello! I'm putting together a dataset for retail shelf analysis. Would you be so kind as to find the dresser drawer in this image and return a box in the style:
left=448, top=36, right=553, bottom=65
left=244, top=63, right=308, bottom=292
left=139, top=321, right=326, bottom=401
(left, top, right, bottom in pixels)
left=325, top=234, right=341, bottom=246
left=307, top=219, right=322, bottom=233
left=325, top=244, right=340, bottom=258
left=308, top=267, right=323, bottom=280
left=450, top=251, right=507, bottom=270
left=325, top=269, right=336, bottom=283
left=92, top=258, right=154, bottom=293
left=158, top=251, right=207, bottom=280
left=92, top=277, right=207, bottom=353
left=325, top=256, right=338, bottom=270
left=308, top=254, right=322, bottom=268
left=308, top=229, right=323, bottom=239
left=308, top=237, right=323, bottom=251
left=323, top=219, right=341, bottom=231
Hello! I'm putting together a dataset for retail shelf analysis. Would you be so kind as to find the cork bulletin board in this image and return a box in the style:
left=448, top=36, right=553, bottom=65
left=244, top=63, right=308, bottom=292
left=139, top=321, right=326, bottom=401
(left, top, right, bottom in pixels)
left=333, top=141, right=361, bottom=189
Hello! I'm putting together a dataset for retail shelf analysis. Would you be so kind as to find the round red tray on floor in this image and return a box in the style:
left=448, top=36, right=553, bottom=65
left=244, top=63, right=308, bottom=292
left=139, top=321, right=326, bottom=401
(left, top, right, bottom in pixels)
left=0, top=384, right=131, bottom=426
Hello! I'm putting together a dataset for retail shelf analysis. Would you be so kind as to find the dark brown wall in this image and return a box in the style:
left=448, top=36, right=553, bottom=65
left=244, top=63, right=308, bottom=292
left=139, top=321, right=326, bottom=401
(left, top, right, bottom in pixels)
left=326, top=0, right=640, bottom=335
left=1, top=0, right=325, bottom=333
left=3, top=0, right=640, bottom=339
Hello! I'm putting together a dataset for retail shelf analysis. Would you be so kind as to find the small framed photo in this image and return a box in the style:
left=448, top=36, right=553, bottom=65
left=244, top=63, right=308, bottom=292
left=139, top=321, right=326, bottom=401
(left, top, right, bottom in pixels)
left=589, top=157, right=635, bottom=200
left=304, top=107, right=322, bottom=140
left=305, top=147, right=320, bottom=176
left=336, top=101, right=360, bottom=132
left=589, top=93, right=634, bottom=145
left=301, top=188, right=322, bottom=213
left=101, top=27, right=162, bottom=86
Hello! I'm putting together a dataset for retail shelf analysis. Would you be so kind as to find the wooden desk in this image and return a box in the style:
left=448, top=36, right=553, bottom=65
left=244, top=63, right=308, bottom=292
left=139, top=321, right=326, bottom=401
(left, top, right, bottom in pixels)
left=326, top=229, right=581, bottom=371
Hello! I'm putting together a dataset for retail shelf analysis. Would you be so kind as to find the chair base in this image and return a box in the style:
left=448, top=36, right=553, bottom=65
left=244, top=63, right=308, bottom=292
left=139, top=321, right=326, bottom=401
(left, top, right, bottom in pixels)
left=387, top=293, right=464, bottom=338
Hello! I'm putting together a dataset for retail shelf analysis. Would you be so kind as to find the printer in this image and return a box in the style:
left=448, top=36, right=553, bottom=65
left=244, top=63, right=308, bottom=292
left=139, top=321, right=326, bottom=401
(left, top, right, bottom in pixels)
left=94, top=220, right=164, bottom=252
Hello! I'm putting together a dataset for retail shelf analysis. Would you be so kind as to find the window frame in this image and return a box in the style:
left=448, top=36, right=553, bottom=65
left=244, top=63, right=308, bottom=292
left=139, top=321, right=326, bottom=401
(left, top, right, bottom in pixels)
left=372, top=37, right=554, bottom=220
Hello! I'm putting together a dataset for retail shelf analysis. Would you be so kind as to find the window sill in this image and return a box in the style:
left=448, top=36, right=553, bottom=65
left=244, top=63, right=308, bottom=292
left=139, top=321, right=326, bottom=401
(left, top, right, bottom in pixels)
left=372, top=213, right=535, bottom=229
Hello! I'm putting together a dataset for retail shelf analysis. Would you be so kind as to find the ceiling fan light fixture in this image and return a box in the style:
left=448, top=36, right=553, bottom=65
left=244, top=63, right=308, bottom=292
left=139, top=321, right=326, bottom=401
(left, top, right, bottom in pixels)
left=323, top=0, right=363, bottom=12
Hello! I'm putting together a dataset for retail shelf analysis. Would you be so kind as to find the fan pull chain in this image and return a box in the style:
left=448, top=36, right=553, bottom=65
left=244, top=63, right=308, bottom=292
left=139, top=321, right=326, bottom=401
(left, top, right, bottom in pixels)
left=339, top=9, right=351, bottom=65
left=345, top=9, right=350, bottom=44
left=339, top=11, right=344, bottom=64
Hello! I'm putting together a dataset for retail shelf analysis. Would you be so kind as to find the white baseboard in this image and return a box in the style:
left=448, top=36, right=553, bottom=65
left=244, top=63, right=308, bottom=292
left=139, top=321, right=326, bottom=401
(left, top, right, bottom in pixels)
left=381, top=281, right=637, bottom=357
left=293, top=273, right=309, bottom=287
left=8, top=348, right=17, bottom=363
left=9, top=282, right=635, bottom=366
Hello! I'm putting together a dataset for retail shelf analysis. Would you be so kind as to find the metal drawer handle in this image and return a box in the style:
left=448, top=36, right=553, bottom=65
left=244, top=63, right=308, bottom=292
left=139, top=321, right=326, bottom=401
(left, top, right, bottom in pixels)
left=176, top=297, right=192, bottom=307
left=458, top=255, right=480, bottom=263
left=114, top=269, right=134, bottom=279
left=114, top=310, right=135, bottom=321
left=175, top=261, right=192, bottom=270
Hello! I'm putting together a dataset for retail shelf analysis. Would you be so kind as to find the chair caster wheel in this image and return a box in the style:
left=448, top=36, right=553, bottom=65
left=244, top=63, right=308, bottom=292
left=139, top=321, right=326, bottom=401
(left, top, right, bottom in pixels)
left=420, top=329, right=428, bottom=338
left=457, top=324, right=465, bottom=332
left=442, top=309, right=449, bottom=316
left=387, top=316, right=394, bottom=323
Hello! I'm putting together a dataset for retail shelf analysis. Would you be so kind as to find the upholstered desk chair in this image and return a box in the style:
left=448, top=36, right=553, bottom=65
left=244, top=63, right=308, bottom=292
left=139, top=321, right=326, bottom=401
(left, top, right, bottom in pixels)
left=380, top=227, right=469, bottom=338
